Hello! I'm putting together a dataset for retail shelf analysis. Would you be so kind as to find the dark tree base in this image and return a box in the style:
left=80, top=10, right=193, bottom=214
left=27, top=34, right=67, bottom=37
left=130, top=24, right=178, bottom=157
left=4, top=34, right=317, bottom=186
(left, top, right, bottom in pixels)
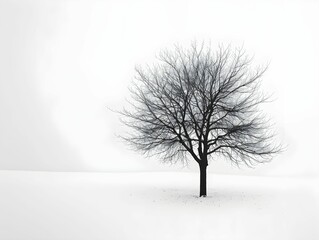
left=199, top=164, right=207, bottom=197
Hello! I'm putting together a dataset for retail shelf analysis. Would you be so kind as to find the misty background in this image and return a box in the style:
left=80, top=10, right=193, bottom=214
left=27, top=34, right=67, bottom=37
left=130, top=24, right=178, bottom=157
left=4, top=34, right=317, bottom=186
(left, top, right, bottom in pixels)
left=0, top=0, right=318, bottom=176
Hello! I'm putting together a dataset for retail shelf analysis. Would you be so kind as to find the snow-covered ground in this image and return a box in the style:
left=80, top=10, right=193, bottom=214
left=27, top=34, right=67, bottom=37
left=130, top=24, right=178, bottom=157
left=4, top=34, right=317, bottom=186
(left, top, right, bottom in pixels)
left=0, top=171, right=318, bottom=240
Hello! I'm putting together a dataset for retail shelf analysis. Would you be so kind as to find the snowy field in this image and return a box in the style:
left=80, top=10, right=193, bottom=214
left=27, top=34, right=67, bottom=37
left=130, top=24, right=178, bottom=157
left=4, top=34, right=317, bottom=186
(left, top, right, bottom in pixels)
left=0, top=171, right=318, bottom=240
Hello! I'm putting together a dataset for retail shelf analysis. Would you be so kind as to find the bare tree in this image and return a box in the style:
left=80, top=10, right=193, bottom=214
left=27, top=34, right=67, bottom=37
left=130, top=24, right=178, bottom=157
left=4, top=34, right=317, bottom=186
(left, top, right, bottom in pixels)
left=120, top=43, right=280, bottom=197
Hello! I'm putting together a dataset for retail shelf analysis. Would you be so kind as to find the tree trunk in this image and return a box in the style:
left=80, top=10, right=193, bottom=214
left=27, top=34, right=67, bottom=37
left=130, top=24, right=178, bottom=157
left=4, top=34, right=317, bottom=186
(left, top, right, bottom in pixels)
left=199, top=164, right=207, bottom=197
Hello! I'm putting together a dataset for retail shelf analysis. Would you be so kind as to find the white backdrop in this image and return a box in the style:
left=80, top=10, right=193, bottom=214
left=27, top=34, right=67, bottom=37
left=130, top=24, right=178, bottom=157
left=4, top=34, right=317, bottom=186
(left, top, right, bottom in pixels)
left=0, top=0, right=318, bottom=176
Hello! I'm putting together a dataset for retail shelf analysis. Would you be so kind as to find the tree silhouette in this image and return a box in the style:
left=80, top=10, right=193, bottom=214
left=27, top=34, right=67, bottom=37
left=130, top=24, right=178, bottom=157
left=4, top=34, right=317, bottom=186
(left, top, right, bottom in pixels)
left=120, top=43, right=280, bottom=197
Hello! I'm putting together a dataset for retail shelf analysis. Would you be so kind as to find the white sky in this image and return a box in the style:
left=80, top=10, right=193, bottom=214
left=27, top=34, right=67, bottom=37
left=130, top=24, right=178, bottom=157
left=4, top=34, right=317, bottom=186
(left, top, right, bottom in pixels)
left=0, top=0, right=318, bottom=176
